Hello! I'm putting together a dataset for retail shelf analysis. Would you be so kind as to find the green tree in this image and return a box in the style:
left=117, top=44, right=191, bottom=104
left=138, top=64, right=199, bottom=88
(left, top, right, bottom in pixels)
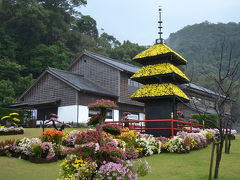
left=0, top=57, right=23, bottom=82
left=0, top=28, right=17, bottom=59
left=75, top=15, right=98, bottom=39
left=14, top=74, right=35, bottom=97
left=27, top=43, right=71, bottom=77
left=98, top=32, right=121, bottom=49
left=0, top=80, right=15, bottom=106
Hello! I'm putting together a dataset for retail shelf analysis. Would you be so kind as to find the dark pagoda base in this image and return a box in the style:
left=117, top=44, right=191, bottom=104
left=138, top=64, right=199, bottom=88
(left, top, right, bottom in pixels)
left=145, top=99, right=177, bottom=137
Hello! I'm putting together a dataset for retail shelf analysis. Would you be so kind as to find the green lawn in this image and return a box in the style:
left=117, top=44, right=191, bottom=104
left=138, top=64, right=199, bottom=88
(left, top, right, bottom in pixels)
left=0, top=129, right=239, bottom=180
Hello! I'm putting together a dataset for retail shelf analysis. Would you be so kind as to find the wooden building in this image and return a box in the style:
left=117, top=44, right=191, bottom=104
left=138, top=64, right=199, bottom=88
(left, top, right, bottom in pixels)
left=11, top=50, right=144, bottom=124
left=179, top=83, right=232, bottom=119
left=11, top=50, right=231, bottom=124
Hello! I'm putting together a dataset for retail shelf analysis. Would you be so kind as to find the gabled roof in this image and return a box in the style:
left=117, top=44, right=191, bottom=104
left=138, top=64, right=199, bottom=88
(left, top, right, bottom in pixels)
left=182, top=83, right=225, bottom=98
left=10, top=99, right=61, bottom=108
left=188, top=103, right=217, bottom=114
left=67, top=49, right=140, bottom=74
left=48, top=67, right=117, bottom=97
left=19, top=67, right=117, bottom=100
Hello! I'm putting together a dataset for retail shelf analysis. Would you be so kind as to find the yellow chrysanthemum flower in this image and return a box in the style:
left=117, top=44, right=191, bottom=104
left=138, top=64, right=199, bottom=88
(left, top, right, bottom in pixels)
left=1, top=116, right=10, bottom=120
left=133, top=43, right=187, bottom=63
left=9, top=112, right=19, bottom=116
left=131, top=83, right=189, bottom=100
left=13, top=118, right=20, bottom=122
left=131, top=63, right=189, bottom=82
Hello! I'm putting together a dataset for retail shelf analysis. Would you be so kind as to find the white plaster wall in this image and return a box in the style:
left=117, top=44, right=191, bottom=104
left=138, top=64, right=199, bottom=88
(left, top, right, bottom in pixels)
left=139, top=113, right=144, bottom=120
left=139, top=113, right=145, bottom=126
left=113, top=110, right=119, bottom=121
left=78, top=105, right=89, bottom=123
left=58, top=105, right=77, bottom=123
left=58, top=105, right=118, bottom=123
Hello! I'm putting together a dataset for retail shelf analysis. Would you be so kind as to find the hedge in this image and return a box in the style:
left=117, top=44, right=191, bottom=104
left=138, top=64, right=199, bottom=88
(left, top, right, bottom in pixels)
left=190, top=113, right=218, bottom=129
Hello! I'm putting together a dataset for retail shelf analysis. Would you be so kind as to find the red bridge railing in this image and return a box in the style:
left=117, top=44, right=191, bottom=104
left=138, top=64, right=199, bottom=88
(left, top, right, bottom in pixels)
left=105, top=117, right=205, bottom=138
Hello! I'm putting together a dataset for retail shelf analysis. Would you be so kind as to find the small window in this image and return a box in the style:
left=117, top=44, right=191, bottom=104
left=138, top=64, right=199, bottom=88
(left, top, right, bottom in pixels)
left=89, top=109, right=113, bottom=119
left=133, top=81, right=138, bottom=87
left=128, top=79, right=142, bottom=88
left=128, top=79, right=131, bottom=86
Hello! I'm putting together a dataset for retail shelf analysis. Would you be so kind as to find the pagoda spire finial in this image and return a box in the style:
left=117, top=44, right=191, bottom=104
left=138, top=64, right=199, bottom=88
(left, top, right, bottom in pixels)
left=156, top=7, right=164, bottom=44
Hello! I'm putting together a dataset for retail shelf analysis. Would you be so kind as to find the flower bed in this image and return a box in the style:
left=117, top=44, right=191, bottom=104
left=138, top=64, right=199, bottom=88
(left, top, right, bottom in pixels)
left=0, top=113, right=24, bottom=136
left=0, top=126, right=24, bottom=135
left=57, top=127, right=224, bottom=179
left=0, top=129, right=67, bottom=163
left=1, top=124, right=235, bottom=179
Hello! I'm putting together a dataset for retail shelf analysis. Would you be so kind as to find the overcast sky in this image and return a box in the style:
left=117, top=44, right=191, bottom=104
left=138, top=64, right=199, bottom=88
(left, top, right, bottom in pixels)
left=80, top=0, right=240, bottom=46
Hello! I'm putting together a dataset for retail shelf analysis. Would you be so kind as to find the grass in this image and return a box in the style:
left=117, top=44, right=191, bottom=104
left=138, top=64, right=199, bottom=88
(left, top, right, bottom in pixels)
left=0, top=129, right=239, bottom=180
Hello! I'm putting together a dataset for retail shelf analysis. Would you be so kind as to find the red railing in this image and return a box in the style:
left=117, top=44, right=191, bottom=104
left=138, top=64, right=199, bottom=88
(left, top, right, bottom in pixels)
left=105, top=116, right=205, bottom=138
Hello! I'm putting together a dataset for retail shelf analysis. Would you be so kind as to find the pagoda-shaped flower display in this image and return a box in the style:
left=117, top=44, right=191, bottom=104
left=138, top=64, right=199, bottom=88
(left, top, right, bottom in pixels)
left=130, top=9, right=190, bottom=137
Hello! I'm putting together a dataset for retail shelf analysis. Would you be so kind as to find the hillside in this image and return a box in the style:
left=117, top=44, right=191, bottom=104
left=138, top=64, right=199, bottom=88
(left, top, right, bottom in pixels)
left=166, top=21, right=240, bottom=82
left=166, top=21, right=240, bottom=123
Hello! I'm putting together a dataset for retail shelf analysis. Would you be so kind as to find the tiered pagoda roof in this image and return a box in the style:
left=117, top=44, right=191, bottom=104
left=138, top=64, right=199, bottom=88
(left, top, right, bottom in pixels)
left=131, top=43, right=189, bottom=102
left=133, top=43, right=187, bottom=66
left=131, top=83, right=189, bottom=102
left=130, top=63, right=189, bottom=84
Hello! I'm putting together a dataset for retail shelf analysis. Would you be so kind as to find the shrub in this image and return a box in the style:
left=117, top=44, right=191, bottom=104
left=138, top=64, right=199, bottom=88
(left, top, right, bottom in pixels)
left=103, top=124, right=121, bottom=135
left=32, top=144, right=43, bottom=158
left=0, top=107, right=30, bottom=126
left=41, top=129, right=63, bottom=144
left=87, top=114, right=100, bottom=126
left=117, top=128, right=139, bottom=148
left=125, top=147, right=138, bottom=159
left=136, top=134, right=161, bottom=156
left=0, top=112, right=21, bottom=127
left=190, top=113, right=218, bottom=128
left=96, top=161, right=137, bottom=180
left=88, top=99, right=118, bottom=109
left=74, top=130, right=99, bottom=145
left=73, top=142, right=98, bottom=159
left=133, top=159, right=151, bottom=177
left=97, top=145, right=126, bottom=163
left=18, top=137, right=42, bottom=155
left=163, top=138, right=185, bottom=153
left=59, top=154, right=97, bottom=180
left=0, top=126, right=24, bottom=135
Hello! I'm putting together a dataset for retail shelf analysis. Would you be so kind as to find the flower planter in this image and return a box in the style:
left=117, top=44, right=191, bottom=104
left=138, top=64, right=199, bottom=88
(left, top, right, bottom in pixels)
left=29, top=156, right=58, bottom=164
left=0, top=131, right=24, bottom=136
left=0, top=151, right=5, bottom=156
left=57, top=154, right=67, bottom=160
left=20, top=154, right=29, bottom=160
left=12, top=152, right=21, bottom=158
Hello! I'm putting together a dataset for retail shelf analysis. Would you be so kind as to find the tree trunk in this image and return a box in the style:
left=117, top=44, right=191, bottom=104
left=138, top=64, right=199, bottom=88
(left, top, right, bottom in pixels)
left=209, top=143, right=216, bottom=180
left=97, top=108, right=107, bottom=147
left=214, top=140, right=224, bottom=179
left=227, top=138, right=231, bottom=154
left=225, top=134, right=228, bottom=153
left=226, top=128, right=232, bottom=154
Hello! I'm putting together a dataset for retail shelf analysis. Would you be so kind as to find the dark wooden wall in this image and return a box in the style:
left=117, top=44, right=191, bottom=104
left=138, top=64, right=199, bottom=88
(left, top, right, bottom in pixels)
left=21, top=73, right=77, bottom=106
left=78, top=92, right=117, bottom=106
left=119, top=72, right=144, bottom=107
left=68, top=55, right=120, bottom=96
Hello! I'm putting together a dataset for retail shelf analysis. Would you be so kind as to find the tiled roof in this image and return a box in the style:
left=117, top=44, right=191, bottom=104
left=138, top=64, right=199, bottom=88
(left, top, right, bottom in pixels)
left=183, top=83, right=224, bottom=97
left=69, top=50, right=140, bottom=74
left=48, top=67, right=117, bottom=97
